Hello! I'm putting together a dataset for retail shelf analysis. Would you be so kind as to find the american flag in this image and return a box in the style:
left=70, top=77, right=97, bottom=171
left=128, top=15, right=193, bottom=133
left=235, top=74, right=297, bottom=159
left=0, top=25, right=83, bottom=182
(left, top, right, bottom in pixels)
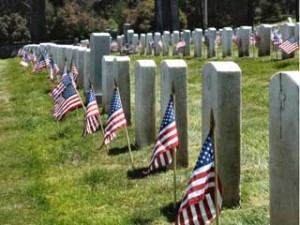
left=175, top=40, right=186, bottom=51
left=157, top=39, right=164, bottom=50
left=146, top=95, right=179, bottom=173
left=51, top=73, right=71, bottom=103
left=32, top=54, right=46, bottom=72
left=83, top=88, right=101, bottom=135
left=279, top=36, right=299, bottom=55
left=177, top=131, right=223, bottom=225
left=49, top=58, right=60, bottom=81
left=44, top=52, right=50, bottom=66
left=232, top=35, right=240, bottom=46
left=53, top=82, right=82, bottom=120
left=103, top=88, right=127, bottom=144
left=271, top=29, right=282, bottom=50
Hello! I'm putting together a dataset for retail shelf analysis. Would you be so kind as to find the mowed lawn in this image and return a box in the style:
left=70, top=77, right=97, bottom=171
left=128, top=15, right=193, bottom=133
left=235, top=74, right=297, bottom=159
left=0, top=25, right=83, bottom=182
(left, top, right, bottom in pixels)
left=0, top=52, right=299, bottom=225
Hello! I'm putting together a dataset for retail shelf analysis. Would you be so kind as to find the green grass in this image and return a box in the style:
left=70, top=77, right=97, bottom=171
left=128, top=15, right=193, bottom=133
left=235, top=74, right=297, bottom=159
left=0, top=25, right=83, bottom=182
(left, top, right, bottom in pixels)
left=0, top=50, right=299, bottom=225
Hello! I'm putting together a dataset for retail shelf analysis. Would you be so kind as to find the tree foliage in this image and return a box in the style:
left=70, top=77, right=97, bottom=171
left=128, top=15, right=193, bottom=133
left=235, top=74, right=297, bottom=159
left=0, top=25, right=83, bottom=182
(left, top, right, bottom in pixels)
left=0, top=13, right=31, bottom=44
left=0, top=0, right=298, bottom=44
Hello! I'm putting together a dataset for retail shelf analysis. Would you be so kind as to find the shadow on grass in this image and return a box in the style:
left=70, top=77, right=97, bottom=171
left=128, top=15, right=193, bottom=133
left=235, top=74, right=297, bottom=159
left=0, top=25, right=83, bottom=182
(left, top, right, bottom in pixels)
left=127, top=167, right=167, bottom=180
left=160, top=201, right=180, bottom=223
left=108, top=144, right=138, bottom=156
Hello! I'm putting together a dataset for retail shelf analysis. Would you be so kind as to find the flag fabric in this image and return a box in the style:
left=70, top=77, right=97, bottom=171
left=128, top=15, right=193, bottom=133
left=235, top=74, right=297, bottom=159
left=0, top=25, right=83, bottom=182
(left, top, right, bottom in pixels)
left=215, top=34, right=221, bottom=48
left=44, top=52, right=50, bottom=66
left=103, top=88, right=127, bottom=144
left=49, top=58, right=60, bottom=81
left=53, top=82, right=82, bottom=120
left=83, top=88, right=101, bottom=135
left=232, top=35, right=240, bottom=47
left=271, top=29, right=282, bottom=50
left=177, top=131, right=223, bottom=225
left=145, top=95, right=179, bottom=173
left=278, top=36, right=299, bottom=55
left=157, top=39, right=164, bottom=50
left=32, top=54, right=46, bottom=72
left=51, top=73, right=71, bottom=103
left=175, top=40, right=186, bottom=51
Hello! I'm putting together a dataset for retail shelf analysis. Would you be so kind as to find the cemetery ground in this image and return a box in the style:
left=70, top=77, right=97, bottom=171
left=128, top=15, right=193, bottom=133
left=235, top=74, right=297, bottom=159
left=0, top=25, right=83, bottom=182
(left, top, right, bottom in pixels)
left=0, top=52, right=299, bottom=225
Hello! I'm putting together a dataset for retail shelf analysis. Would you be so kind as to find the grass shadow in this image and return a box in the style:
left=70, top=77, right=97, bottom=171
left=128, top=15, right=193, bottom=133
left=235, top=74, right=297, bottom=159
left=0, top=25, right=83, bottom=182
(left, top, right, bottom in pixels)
left=160, top=201, right=180, bottom=223
left=108, top=144, right=138, bottom=156
left=127, top=166, right=167, bottom=180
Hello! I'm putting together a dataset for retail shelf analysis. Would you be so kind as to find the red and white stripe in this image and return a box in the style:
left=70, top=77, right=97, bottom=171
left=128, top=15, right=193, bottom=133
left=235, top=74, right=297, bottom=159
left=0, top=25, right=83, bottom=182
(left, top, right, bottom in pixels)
left=103, top=108, right=127, bottom=144
left=148, top=121, right=179, bottom=171
left=53, top=95, right=82, bottom=120
left=84, top=100, right=100, bottom=135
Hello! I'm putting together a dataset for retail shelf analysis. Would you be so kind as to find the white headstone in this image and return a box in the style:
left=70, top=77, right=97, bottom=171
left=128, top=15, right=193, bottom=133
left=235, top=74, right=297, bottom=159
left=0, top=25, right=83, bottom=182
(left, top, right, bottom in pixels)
left=202, top=61, right=241, bottom=207
left=135, top=60, right=157, bottom=147
left=160, top=60, right=188, bottom=167
left=269, top=71, right=300, bottom=225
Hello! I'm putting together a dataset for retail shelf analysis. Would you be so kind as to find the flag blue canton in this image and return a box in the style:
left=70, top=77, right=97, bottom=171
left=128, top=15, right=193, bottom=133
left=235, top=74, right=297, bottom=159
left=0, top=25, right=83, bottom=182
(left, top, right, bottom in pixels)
left=159, top=96, right=176, bottom=131
left=62, top=84, right=76, bottom=99
left=108, top=89, right=122, bottom=117
left=194, top=132, right=214, bottom=169
left=61, top=75, right=71, bottom=86
left=86, top=89, right=95, bottom=105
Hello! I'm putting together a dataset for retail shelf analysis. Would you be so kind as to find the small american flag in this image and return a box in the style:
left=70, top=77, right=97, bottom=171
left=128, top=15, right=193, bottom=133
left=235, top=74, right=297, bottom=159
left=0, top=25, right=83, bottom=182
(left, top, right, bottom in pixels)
left=232, top=35, right=240, bottom=46
left=271, top=29, right=282, bottom=50
left=32, top=54, right=46, bottom=72
left=53, top=82, right=82, bottom=121
left=51, top=74, right=71, bottom=103
left=49, top=58, right=60, bottom=81
left=146, top=95, right=179, bottom=173
left=175, top=40, right=186, bottom=51
left=83, top=88, right=101, bottom=135
left=177, top=131, right=223, bottom=225
left=103, top=88, right=127, bottom=144
left=279, top=36, right=299, bottom=55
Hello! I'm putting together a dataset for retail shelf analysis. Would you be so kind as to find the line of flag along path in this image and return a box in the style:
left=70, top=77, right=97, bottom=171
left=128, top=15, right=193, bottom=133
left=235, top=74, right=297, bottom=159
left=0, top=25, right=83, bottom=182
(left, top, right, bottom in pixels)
left=18, top=48, right=227, bottom=224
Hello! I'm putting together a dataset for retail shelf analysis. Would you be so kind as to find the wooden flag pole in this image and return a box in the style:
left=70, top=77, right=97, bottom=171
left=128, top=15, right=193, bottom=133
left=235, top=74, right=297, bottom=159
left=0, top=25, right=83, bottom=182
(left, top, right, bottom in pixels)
left=210, top=109, right=220, bottom=225
left=173, top=147, right=177, bottom=210
left=171, top=86, right=177, bottom=212
left=115, top=85, right=135, bottom=169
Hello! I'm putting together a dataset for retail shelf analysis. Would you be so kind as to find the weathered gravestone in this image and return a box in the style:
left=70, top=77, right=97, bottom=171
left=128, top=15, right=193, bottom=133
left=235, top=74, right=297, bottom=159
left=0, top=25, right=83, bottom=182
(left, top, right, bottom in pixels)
left=123, top=23, right=131, bottom=44
left=127, top=29, right=134, bottom=44
left=139, top=34, right=146, bottom=55
left=154, top=32, right=161, bottom=56
left=238, top=26, right=252, bottom=57
left=102, top=56, right=115, bottom=114
left=194, top=28, right=203, bottom=58
left=146, top=33, right=153, bottom=55
left=90, top=32, right=111, bottom=103
left=202, top=61, right=241, bottom=207
left=281, top=22, right=296, bottom=59
left=171, top=31, right=180, bottom=56
left=257, top=24, right=272, bottom=56
left=295, top=22, right=300, bottom=43
left=83, top=48, right=90, bottom=96
left=269, top=71, right=300, bottom=225
left=222, top=27, right=233, bottom=57
left=207, top=28, right=217, bottom=58
left=160, top=60, right=188, bottom=167
left=183, top=30, right=191, bottom=56
left=75, top=46, right=85, bottom=89
left=162, top=31, right=170, bottom=56
left=135, top=60, right=156, bottom=148
left=112, top=56, right=131, bottom=124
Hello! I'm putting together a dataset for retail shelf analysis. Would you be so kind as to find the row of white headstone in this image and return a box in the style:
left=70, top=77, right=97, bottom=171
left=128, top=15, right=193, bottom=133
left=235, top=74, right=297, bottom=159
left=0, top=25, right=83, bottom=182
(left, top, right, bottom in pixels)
left=22, top=36, right=299, bottom=223
left=118, top=22, right=300, bottom=58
